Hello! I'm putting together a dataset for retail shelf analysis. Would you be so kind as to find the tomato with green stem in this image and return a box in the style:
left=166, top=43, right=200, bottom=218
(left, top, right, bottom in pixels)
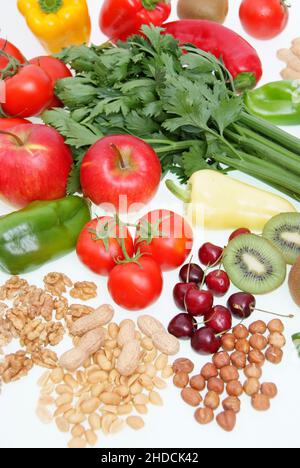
left=134, top=210, right=194, bottom=272
left=239, top=0, right=289, bottom=40
left=76, top=217, right=134, bottom=276
left=0, top=39, right=25, bottom=71
left=108, top=254, right=163, bottom=311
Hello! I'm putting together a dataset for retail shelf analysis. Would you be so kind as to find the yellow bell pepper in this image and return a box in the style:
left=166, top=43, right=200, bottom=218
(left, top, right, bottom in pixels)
left=18, top=0, right=91, bottom=54
left=167, top=170, right=296, bottom=230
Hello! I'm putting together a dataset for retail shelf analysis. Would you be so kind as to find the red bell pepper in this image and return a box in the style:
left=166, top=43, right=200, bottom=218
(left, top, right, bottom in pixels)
left=164, top=20, right=263, bottom=90
left=99, top=0, right=171, bottom=42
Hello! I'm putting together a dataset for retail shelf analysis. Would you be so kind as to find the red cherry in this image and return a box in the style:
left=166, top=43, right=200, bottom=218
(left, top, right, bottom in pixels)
left=185, top=288, right=214, bottom=316
left=179, top=263, right=204, bottom=284
left=168, top=313, right=197, bottom=339
left=204, top=305, right=232, bottom=334
left=191, top=327, right=221, bottom=355
left=198, top=243, right=223, bottom=266
left=206, top=270, right=230, bottom=297
left=173, top=282, right=197, bottom=310
left=227, top=292, right=256, bottom=319
left=229, top=228, right=251, bottom=242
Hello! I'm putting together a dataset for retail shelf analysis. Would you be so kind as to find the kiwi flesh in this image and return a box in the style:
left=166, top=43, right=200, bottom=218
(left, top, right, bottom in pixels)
left=223, top=234, right=286, bottom=295
left=263, top=213, right=300, bottom=265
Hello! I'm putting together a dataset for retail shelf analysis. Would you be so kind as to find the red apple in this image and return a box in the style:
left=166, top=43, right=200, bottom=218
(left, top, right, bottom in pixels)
left=0, top=124, right=73, bottom=207
left=80, top=135, right=161, bottom=211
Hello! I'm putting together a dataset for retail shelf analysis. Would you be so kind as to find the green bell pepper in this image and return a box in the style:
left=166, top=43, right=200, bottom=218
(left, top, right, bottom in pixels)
left=0, top=196, right=91, bottom=275
left=245, top=80, right=300, bottom=125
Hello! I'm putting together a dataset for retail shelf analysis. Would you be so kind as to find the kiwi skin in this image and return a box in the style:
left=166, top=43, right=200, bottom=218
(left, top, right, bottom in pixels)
left=289, top=256, right=300, bottom=307
left=177, top=0, right=229, bottom=23
left=263, top=212, right=300, bottom=265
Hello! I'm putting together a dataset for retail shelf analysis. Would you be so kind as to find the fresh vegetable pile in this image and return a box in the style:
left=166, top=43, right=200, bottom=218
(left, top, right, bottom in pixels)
left=43, top=26, right=300, bottom=203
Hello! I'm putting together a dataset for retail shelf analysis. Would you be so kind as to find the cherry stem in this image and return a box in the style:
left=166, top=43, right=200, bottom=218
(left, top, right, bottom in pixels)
left=186, top=255, right=193, bottom=283
left=0, top=130, right=23, bottom=146
left=111, top=144, right=127, bottom=170
left=255, top=308, right=294, bottom=319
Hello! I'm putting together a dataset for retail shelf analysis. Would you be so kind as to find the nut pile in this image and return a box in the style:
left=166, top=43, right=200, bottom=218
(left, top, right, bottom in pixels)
left=36, top=315, right=178, bottom=449
left=0, top=274, right=98, bottom=384
left=173, top=319, right=285, bottom=432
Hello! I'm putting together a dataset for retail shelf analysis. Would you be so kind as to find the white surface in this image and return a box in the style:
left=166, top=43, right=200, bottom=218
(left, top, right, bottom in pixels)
left=1, top=0, right=300, bottom=449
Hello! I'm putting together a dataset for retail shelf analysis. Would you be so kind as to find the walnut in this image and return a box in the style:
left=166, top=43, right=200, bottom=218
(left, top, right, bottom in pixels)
left=0, top=302, right=8, bottom=318
left=0, top=351, right=33, bottom=383
left=44, top=272, right=73, bottom=296
left=68, top=304, right=94, bottom=320
left=0, top=276, right=29, bottom=300
left=45, top=322, right=65, bottom=346
left=54, top=297, right=68, bottom=320
left=70, top=281, right=97, bottom=301
left=14, top=286, right=54, bottom=321
left=31, top=349, right=58, bottom=369
left=20, top=319, right=47, bottom=352
left=6, top=307, right=29, bottom=333
left=0, top=318, right=13, bottom=352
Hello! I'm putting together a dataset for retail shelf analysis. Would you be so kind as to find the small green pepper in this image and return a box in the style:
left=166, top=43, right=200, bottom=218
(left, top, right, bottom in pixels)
left=245, top=80, right=300, bottom=125
left=0, top=196, right=91, bottom=275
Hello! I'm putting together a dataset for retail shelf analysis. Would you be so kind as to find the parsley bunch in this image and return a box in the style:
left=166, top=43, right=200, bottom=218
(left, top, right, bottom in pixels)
left=43, top=26, right=300, bottom=201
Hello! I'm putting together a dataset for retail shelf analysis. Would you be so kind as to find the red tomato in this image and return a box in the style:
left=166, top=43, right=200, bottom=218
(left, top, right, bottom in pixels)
left=134, top=210, right=194, bottom=272
left=0, top=39, right=25, bottom=70
left=30, top=56, right=72, bottom=108
left=0, top=118, right=30, bottom=130
left=108, top=257, right=163, bottom=311
left=2, top=65, right=53, bottom=118
left=77, top=217, right=134, bottom=276
left=239, top=0, right=289, bottom=40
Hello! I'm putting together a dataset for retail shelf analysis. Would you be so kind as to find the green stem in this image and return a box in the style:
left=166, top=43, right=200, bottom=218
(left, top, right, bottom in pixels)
left=165, top=179, right=190, bottom=203
left=38, top=0, right=62, bottom=13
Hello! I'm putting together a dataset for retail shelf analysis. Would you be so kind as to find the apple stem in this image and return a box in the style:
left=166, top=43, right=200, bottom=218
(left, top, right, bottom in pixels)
left=0, top=130, right=23, bottom=146
left=110, top=143, right=127, bottom=170
left=255, top=308, right=294, bottom=319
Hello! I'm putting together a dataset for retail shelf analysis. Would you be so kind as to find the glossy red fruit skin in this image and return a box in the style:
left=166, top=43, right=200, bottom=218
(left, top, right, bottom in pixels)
left=173, top=282, right=197, bottom=310
left=191, top=327, right=221, bottom=355
left=179, top=263, right=204, bottom=284
left=168, top=313, right=197, bottom=339
left=206, top=270, right=230, bottom=297
left=227, top=292, right=256, bottom=319
left=204, top=306, right=232, bottom=334
left=198, top=243, right=223, bottom=266
left=229, top=228, right=251, bottom=242
left=185, top=288, right=214, bottom=317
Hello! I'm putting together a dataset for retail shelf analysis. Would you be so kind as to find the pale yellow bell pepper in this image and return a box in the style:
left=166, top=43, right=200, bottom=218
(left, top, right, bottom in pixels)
left=18, top=0, right=91, bottom=54
left=167, top=170, right=296, bottom=230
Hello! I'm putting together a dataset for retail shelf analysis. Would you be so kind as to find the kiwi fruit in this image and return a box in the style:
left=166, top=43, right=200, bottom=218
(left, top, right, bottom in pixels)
left=263, top=213, right=300, bottom=265
left=289, top=255, right=300, bottom=306
left=223, top=234, right=286, bottom=295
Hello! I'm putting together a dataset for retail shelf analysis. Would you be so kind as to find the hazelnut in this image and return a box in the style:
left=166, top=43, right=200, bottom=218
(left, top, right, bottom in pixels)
left=220, top=365, right=239, bottom=383
left=201, top=363, right=218, bottom=381
left=267, top=319, right=284, bottom=334
left=207, top=377, right=224, bottom=395
left=251, top=393, right=270, bottom=411
left=233, top=324, right=249, bottom=340
left=249, top=334, right=268, bottom=351
left=268, top=332, right=286, bottom=349
left=221, top=334, right=236, bottom=352
left=173, top=358, right=194, bottom=374
left=230, top=351, right=246, bottom=369
left=249, top=320, right=267, bottom=335
left=173, top=371, right=189, bottom=388
left=244, top=364, right=262, bottom=379
left=213, top=351, right=231, bottom=369
left=204, top=391, right=220, bottom=410
left=243, top=378, right=260, bottom=396
left=190, top=374, right=206, bottom=392
left=216, top=410, right=236, bottom=432
left=222, top=396, right=241, bottom=414
left=235, top=338, right=250, bottom=354
left=261, top=382, right=278, bottom=399
left=248, top=349, right=265, bottom=366
left=181, top=387, right=202, bottom=407
left=265, top=346, right=283, bottom=364
left=194, top=407, right=214, bottom=425
left=226, top=380, right=243, bottom=397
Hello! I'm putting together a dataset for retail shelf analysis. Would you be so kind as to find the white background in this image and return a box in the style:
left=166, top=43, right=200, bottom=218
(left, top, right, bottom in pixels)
left=0, top=0, right=300, bottom=449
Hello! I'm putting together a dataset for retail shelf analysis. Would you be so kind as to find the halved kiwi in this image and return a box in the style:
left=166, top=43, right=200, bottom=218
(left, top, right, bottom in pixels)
left=263, top=213, right=300, bottom=265
left=223, top=234, right=286, bottom=295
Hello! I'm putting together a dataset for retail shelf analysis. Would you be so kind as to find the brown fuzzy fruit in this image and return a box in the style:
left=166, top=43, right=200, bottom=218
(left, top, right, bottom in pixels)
left=177, top=0, right=229, bottom=24
left=289, top=256, right=300, bottom=307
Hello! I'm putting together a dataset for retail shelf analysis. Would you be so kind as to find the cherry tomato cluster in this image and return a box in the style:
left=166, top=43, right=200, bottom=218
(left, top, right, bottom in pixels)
left=77, top=210, right=194, bottom=311
left=0, top=38, right=71, bottom=119
left=167, top=227, right=268, bottom=355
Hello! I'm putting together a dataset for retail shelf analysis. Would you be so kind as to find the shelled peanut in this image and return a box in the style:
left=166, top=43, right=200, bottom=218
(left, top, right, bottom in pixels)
left=36, top=315, right=179, bottom=448
left=277, top=38, right=300, bottom=79
left=172, top=319, right=285, bottom=432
